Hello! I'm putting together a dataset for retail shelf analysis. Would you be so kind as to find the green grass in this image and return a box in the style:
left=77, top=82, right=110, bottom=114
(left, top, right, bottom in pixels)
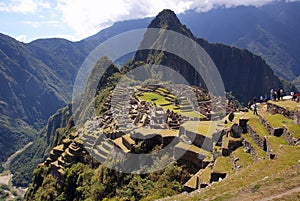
left=260, top=113, right=285, bottom=128
left=181, top=111, right=205, bottom=119
left=260, top=105, right=300, bottom=138
left=243, top=113, right=269, bottom=137
left=222, top=135, right=229, bottom=149
left=285, top=123, right=300, bottom=139
left=265, top=136, right=288, bottom=154
left=198, top=166, right=212, bottom=184
left=213, top=156, right=234, bottom=175
left=242, top=134, right=266, bottom=159
left=185, top=174, right=198, bottom=189
left=269, top=100, right=300, bottom=112
left=137, top=91, right=205, bottom=119
left=182, top=121, right=218, bottom=137
left=176, top=142, right=210, bottom=156
left=233, top=147, right=254, bottom=169
left=139, top=92, right=171, bottom=105
left=166, top=145, right=300, bottom=201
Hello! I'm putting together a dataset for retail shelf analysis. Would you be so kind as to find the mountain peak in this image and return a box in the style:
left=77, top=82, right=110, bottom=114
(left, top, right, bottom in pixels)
left=148, top=9, right=194, bottom=39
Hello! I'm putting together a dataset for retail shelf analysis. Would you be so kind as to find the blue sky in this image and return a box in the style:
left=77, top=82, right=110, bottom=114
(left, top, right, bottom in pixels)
left=0, top=0, right=297, bottom=43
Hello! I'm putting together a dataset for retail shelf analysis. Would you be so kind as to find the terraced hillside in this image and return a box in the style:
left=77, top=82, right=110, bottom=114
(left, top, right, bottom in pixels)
left=161, top=99, right=300, bottom=200
left=24, top=80, right=300, bottom=201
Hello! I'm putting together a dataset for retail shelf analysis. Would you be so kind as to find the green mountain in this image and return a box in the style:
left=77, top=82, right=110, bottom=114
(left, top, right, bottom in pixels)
left=131, top=9, right=286, bottom=104
left=22, top=9, right=300, bottom=201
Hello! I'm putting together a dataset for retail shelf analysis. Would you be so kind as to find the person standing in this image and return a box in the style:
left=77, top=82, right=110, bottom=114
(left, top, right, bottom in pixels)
left=270, top=89, right=274, bottom=100
left=253, top=103, right=258, bottom=115
left=280, top=89, right=284, bottom=100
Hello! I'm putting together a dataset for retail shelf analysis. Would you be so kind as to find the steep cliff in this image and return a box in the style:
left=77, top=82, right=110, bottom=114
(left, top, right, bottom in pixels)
left=131, top=9, right=284, bottom=104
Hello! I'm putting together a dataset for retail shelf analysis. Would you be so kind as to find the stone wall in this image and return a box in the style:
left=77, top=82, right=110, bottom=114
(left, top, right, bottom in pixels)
left=239, top=118, right=249, bottom=133
left=162, top=136, right=179, bottom=148
left=294, top=109, right=300, bottom=126
left=259, top=116, right=283, bottom=136
left=228, top=139, right=243, bottom=152
left=175, top=147, right=208, bottom=168
left=184, top=129, right=213, bottom=151
left=283, top=126, right=299, bottom=146
left=247, top=125, right=266, bottom=151
left=210, top=172, right=226, bottom=183
left=267, top=103, right=294, bottom=119
left=265, top=138, right=275, bottom=159
left=243, top=139, right=258, bottom=161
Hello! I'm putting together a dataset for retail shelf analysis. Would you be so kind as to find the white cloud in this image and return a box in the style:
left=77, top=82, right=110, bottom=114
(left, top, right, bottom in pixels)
left=0, top=0, right=51, bottom=13
left=15, top=34, right=27, bottom=42
left=0, top=0, right=38, bottom=13
left=1, top=0, right=296, bottom=41
left=23, top=20, right=60, bottom=28
left=38, top=0, right=51, bottom=9
left=55, top=0, right=286, bottom=40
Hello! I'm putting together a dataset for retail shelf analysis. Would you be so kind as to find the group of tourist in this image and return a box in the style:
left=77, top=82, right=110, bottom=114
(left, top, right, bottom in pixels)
left=245, top=88, right=300, bottom=115
left=270, top=89, right=284, bottom=101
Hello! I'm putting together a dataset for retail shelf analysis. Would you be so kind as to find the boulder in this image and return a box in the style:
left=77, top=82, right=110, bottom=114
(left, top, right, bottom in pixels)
left=230, top=123, right=242, bottom=138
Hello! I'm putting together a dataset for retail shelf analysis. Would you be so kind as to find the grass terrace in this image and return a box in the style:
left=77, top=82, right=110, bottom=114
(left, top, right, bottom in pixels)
left=213, top=156, right=234, bottom=175
left=137, top=91, right=205, bottom=119
left=233, top=147, right=254, bottom=169
left=269, top=100, right=300, bottom=112
left=285, top=122, right=300, bottom=139
left=175, top=142, right=211, bottom=156
left=242, top=134, right=267, bottom=158
left=259, top=106, right=300, bottom=139
left=134, top=128, right=178, bottom=137
left=198, top=166, right=212, bottom=184
left=166, top=145, right=300, bottom=201
left=182, top=121, right=220, bottom=138
left=242, top=112, right=269, bottom=137
left=265, top=136, right=288, bottom=154
left=139, top=92, right=170, bottom=105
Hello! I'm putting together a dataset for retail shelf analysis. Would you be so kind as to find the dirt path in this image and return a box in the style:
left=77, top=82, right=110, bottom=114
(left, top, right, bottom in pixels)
left=2, top=142, right=32, bottom=170
left=259, top=186, right=300, bottom=201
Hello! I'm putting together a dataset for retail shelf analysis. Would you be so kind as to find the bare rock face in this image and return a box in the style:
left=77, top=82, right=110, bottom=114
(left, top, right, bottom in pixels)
left=230, top=123, right=242, bottom=138
left=131, top=9, right=287, bottom=104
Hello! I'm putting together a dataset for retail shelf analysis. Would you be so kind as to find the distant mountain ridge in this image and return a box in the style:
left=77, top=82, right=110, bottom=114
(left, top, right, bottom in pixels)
left=130, top=9, right=285, bottom=103
left=85, top=1, right=300, bottom=84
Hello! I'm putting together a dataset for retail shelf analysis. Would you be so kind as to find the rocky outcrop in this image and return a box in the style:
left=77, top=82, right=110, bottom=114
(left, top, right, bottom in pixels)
left=45, top=104, right=73, bottom=146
